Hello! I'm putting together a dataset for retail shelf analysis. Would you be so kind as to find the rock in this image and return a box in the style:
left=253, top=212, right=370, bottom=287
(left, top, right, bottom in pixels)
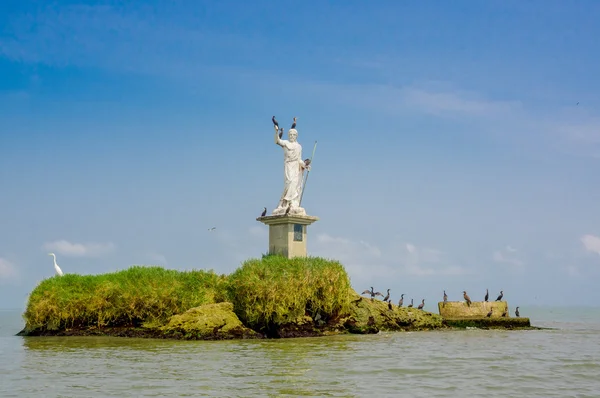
left=160, top=302, right=262, bottom=340
left=337, top=291, right=444, bottom=333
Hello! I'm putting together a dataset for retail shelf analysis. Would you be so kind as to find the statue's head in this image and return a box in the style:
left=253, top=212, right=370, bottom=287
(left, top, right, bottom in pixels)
left=288, top=128, right=298, bottom=142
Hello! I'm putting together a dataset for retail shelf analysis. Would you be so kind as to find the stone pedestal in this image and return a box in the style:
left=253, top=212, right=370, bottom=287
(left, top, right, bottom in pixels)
left=256, top=214, right=319, bottom=258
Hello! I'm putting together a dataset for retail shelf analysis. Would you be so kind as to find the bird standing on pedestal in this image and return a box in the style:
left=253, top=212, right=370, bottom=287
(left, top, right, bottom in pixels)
left=463, top=291, right=472, bottom=306
left=261, top=207, right=267, bottom=217
left=48, top=253, right=64, bottom=276
left=496, top=291, right=504, bottom=301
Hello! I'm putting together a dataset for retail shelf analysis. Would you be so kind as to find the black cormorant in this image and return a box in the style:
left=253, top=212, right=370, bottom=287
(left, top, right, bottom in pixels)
left=382, top=289, right=390, bottom=302
left=272, top=116, right=279, bottom=129
left=291, top=116, right=297, bottom=129
left=417, top=299, right=425, bottom=310
left=515, top=307, right=520, bottom=317
left=495, top=291, right=504, bottom=301
left=484, top=288, right=489, bottom=302
left=261, top=207, right=267, bottom=217
left=407, top=299, right=413, bottom=308
left=398, top=294, right=404, bottom=307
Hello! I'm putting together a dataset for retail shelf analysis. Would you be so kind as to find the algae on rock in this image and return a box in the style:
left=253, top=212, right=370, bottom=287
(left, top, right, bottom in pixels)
left=160, top=302, right=260, bottom=340
left=341, top=292, right=444, bottom=333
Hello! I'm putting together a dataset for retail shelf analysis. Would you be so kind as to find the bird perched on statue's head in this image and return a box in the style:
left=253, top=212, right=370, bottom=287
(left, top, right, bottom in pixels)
left=291, top=116, right=297, bottom=129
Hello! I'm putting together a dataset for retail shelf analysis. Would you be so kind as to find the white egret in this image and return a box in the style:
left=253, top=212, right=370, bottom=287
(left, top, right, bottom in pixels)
left=48, top=252, right=64, bottom=276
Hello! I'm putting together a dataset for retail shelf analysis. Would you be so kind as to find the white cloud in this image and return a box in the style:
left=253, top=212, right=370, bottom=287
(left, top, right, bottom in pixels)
left=312, top=234, right=466, bottom=279
left=492, top=245, right=524, bottom=267
left=0, top=258, right=17, bottom=281
left=42, top=240, right=116, bottom=257
left=581, top=234, right=600, bottom=256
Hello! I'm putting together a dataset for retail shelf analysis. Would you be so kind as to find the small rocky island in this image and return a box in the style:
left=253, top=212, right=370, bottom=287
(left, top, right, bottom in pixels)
left=18, top=117, right=535, bottom=339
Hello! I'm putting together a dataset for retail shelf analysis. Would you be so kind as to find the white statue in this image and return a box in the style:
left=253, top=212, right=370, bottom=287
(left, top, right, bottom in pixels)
left=272, top=124, right=310, bottom=216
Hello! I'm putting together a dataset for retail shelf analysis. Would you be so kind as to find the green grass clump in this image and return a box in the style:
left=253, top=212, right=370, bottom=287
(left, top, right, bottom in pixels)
left=23, top=266, right=228, bottom=332
left=227, top=255, right=352, bottom=331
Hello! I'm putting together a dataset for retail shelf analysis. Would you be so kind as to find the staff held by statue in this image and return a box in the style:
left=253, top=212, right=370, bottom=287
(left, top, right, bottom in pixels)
left=299, top=140, right=317, bottom=206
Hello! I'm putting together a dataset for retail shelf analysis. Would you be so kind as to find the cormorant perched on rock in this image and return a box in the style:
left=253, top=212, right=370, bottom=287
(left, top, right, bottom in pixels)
left=443, top=290, right=448, bottom=303
left=291, top=116, right=297, bottom=129
left=260, top=207, right=267, bottom=217
left=398, top=294, right=404, bottom=307
left=487, top=308, right=493, bottom=317
left=515, top=307, right=520, bottom=317
left=501, top=310, right=508, bottom=317
left=407, top=298, right=414, bottom=308
left=272, top=116, right=279, bottom=130
left=417, top=299, right=425, bottom=310
left=382, top=289, right=390, bottom=302
left=388, top=301, right=393, bottom=311
left=361, top=287, right=383, bottom=300
left=463, top=291, right=472, bottom=306
left=495, top=291, right=504, bottom=301
left=484, top=288, right=489, bottom=302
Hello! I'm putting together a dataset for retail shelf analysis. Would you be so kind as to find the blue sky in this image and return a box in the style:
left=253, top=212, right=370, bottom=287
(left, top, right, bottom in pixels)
left=1, top=0, right=600, bottom=312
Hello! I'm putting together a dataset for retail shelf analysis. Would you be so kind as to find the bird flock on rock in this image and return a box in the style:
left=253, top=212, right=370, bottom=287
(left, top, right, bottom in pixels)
left=361, top=287, right=522, bottom=318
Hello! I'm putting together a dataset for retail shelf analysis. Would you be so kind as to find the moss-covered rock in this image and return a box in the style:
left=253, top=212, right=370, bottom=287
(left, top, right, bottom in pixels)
left=160, top=302, right=261, bottom=340
left=443, top=317, right=532, bottom=329
left=337, top=292, right=444, bottom=333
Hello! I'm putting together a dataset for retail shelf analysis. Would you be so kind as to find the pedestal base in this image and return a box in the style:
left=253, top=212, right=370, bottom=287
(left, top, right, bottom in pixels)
left=256, top=214, right=319, bottom=258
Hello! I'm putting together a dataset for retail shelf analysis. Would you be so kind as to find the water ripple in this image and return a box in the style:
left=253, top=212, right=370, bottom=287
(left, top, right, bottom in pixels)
left=2, top=310, right=600, bottom=397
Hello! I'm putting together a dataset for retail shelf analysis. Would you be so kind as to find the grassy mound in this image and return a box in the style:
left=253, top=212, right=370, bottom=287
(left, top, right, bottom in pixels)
left=227, top=255, right=352, bottom=335
left=23, top=266, right=228, bottom=333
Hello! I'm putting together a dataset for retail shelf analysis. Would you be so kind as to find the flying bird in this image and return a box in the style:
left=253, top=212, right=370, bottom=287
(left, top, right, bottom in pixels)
left=484, top=288, right=489, bottom=302
left=496, top=291, right=504, bottom=301
left=272, top=116, right=279, bottom=130
left=291, top=116, right=297, bottom=129
left=261, top=207, right=267, bottom=217
left=48, top=253, right=64, bottom=276
left=208, top=227, right=216, bottom=231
